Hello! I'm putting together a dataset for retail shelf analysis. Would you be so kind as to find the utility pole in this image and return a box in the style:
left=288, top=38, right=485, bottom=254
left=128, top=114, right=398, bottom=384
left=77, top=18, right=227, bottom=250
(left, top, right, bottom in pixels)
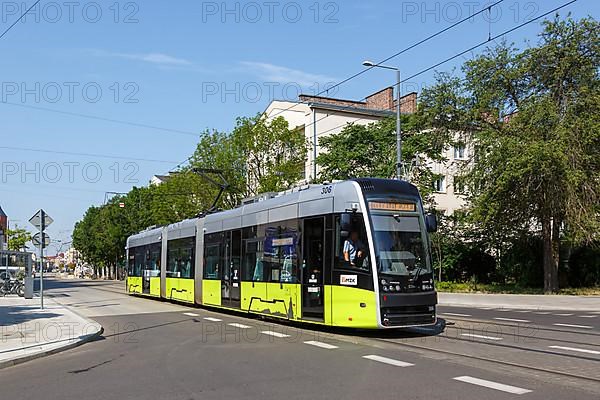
left=363, top=60, right=403, bottom=179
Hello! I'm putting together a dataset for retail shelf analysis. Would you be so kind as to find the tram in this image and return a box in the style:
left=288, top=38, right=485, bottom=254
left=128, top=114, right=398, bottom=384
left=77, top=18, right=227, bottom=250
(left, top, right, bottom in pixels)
left=126, top=178, right=438, bottom=329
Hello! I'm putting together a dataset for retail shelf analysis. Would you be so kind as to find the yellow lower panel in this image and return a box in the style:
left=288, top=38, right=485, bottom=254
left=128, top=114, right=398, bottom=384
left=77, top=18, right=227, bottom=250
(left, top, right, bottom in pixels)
left=150, top=277, right=161, bottom=296
left=202, top=279, right=221, bottom=306
left=166, top=278, right=194, bottom=303
left=265, top=283, right=301, bottom=319
left=127, top=277, right=142, bottom=294
left=241, top=282, right=266, bottom=312
left=329, top=286, right=378, bottom=328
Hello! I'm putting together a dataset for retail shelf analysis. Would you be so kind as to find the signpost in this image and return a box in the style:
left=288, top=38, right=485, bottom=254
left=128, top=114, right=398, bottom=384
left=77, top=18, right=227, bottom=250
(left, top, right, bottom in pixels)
left=29, top=209, right=53, bottom=309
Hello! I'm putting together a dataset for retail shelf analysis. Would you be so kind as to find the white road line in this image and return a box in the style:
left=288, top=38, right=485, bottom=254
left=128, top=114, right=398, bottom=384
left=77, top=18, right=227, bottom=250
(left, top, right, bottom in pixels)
left=515, top=310, right=531, bottom=313
left=578, top=315, right=598, bottom=318
left=461, top=333, right=502, bottom=341
left=479, top=307, right=494, bottom=310
left=554, top=313, right=573, bottom=316
left=453, top=376, right=532, bottom=394
left=535, top=312, right=551, bottom=315
left=362, top=355, right=414, bottom=367
left=553, top=323, right=593, bottom=329
left=203, top=317, right=222, bottom=322
left=304, top=341, right=339, bottom=349
left=440, top=312, right=472, bottom=317
left=260, top=331, right=290, bottom=338
left=494, top=317, right=531, bottom=323
left=497, top=309, right=513, bottom=312
left=183, top=312, right=199, bottom=317
left=228, top=323, right=251, bottom=329
left=549, top=345, right=600, bottom=355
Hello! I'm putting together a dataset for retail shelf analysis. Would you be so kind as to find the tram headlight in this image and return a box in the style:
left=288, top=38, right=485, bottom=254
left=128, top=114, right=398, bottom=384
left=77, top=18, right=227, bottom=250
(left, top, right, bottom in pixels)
left=388, top=285, right=395, bottom=292
left=381, top=279, right=387, bottom=285
left=396, top=285, right=401, bottom=292
left=382, top=285, right=389, bottom=292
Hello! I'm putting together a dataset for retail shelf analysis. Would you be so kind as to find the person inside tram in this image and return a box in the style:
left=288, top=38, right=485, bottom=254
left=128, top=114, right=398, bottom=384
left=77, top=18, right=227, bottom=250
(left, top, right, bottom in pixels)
left=343, top=231, right=367, bottom=268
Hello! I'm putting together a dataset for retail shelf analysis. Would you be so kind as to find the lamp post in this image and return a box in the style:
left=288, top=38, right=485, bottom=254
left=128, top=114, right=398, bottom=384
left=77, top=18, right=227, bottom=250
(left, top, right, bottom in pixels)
left=363, top=60, right=402, bottom=180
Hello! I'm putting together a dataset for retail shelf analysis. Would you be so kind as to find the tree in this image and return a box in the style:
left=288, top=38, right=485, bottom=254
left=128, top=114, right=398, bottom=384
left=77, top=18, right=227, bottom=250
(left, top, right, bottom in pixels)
left=422, top=16, right=600, bottom=292
left=6, top=227, right=32, bottom=251
left=316, top=114, right=449, bottom=204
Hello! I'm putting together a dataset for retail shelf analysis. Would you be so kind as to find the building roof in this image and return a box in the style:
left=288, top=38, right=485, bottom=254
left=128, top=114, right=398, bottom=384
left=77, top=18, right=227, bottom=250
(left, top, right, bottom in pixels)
left=0, top=206, right=6, bottom=217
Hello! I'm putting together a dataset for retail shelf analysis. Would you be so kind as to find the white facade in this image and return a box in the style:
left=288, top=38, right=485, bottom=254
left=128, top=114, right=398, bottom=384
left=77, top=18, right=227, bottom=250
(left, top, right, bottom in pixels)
left=262, top=92, right=468, bottom=215
left=263, top=100, right=392, bottom=182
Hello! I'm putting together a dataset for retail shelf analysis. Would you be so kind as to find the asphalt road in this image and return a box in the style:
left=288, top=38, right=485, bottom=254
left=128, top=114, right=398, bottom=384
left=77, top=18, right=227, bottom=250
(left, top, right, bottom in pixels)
left=2, top=278, right=598, bottom=399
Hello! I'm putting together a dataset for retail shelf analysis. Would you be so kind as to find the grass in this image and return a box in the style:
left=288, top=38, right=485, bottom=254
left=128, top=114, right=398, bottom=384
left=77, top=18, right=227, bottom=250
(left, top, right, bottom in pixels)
left=435, top=281, right=600, bottom=295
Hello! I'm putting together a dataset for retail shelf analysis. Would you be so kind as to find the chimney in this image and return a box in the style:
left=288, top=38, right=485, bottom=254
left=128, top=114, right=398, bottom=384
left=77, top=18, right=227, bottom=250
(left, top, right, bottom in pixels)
left=365, top=87, right=394, bottom=110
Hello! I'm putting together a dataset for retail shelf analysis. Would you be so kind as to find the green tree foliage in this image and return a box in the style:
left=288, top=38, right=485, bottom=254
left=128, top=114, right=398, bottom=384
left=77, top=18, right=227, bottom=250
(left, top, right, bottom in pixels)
left=73, top=114, right=307, bottom=270
left=423, top=16, right=600, bottom=292
left=6, top=227, right=32, bottom=251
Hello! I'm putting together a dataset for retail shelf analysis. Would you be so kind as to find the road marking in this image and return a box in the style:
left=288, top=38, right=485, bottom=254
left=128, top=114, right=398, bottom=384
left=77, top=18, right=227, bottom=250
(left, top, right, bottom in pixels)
left=534, top=312, right=551, bottom=315
left=515, top=310, right=531, bottom=313
left=453, top=376, right=532, bottom=394
left=494, top=317, right=531, bottom=323
left=183, top=312, right=199, bottom=317
left=203, top=317, right=222, bottom=322
left=362, top=355, right=414, bottom=367
left=440, top=312, right=471, bottom=317
left=549, top=345, right=600, bottom=355
left=578, top=315, right=597, bottom=318
left=497, top=309, right=513, bottom=312
left=480, top=307, right=494, bottom=310
left=554, top=313, right=573, bottom=316
left=260, top=331, right=290, bottom=338
left=304, top=341, right=338, bottom=349
left=553, top=323, right=593, bottom=329
left=228, top=323, right=251, bottom=329
left=461, top=333, right=502, bottom=341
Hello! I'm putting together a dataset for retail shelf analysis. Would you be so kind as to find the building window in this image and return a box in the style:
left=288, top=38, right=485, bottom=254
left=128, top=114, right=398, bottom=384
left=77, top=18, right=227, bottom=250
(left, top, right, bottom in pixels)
left=454, top=176, right=466, bottom=195
left=433, top=176, right=446, bottom=193
left=453, top=143, right=466, bottom=160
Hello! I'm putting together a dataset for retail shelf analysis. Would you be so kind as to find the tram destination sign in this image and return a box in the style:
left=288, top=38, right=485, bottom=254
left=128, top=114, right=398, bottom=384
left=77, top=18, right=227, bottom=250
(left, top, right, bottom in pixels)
left=368, top=202, right=416, bottom=212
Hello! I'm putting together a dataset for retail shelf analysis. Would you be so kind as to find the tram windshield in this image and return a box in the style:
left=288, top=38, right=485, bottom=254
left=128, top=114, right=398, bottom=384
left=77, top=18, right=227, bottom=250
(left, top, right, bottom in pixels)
left=371, top=214, right=430, bottom=277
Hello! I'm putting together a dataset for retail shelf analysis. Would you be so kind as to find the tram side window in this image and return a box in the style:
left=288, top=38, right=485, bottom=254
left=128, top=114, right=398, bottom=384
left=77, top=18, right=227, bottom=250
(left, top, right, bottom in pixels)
left=167, top=237, right=195, bottom=279
left=264, top=222, right=299, bottom=283
left=204, top=244, right=221, bottom=279
left=134, top=247, right=144, bottom=277
left=335, top=214, right=370, bottom=272
left=243, top=239, right=264, bottom=281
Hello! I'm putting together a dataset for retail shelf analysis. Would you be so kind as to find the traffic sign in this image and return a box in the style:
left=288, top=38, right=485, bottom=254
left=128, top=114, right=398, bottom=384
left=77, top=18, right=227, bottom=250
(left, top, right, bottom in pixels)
left=29, top=209, right=53, bottom=231
left=32, top=232, right=51, bottom=249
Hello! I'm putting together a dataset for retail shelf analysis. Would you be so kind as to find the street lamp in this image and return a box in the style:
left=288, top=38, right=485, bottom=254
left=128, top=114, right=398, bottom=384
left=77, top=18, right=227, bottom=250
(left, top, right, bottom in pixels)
left=363, top=60, right=402, bottom=180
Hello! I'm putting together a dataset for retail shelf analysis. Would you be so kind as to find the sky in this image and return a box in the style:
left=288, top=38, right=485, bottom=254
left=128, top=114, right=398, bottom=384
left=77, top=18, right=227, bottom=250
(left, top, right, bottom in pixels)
left=0, top=0, right=596, bottom=254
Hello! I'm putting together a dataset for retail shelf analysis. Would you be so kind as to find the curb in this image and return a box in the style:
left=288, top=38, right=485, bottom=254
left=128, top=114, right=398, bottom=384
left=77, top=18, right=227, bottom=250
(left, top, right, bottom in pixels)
left=0, top=326, right=104, bottom=370
left=0, top=297, right=104, bottom=370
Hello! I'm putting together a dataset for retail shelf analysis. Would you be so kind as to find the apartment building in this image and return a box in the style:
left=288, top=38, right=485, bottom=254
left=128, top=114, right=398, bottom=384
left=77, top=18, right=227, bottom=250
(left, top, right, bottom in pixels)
left=262, top=87, right=467, bottom=215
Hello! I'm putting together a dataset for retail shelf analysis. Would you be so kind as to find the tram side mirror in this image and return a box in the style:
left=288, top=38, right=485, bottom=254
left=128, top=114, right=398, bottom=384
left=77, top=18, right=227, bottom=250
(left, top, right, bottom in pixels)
left=340, top=213, right=352, bottom=238
left=425, top=213, right=438, bottom=233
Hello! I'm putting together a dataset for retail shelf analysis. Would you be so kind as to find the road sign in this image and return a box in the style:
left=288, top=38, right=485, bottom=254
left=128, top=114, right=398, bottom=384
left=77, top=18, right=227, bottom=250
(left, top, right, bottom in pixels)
left=29, top=209, right=53, bottom=231
left=32, top=232, right=51, bottom=249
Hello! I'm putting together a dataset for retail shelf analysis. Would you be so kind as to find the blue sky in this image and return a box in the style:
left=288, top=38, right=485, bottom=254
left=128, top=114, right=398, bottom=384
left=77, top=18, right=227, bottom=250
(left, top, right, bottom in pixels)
left=0, top=0, right=596, bottom=254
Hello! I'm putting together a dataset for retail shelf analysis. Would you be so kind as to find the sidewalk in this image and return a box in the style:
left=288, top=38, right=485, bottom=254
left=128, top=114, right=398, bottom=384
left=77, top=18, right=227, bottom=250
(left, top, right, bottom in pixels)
left=438, top=292, right=600, bottom=311
left=0, top=295, right=103, bottom=369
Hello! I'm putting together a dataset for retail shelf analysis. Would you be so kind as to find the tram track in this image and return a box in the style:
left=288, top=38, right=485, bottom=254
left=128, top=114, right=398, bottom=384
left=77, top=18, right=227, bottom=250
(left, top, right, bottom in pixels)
left=374, top=336, right=600, bottom=384
left=443, top=315, right=600, bottom=338
left=445, top=321, right=600, bottom=348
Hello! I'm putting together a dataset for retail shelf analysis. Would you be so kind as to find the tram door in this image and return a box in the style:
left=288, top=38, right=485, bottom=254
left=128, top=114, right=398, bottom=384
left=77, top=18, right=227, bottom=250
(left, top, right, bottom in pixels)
left=302, top=217, right=325, bottom=320
left=221, top=230, right=241, bottom=308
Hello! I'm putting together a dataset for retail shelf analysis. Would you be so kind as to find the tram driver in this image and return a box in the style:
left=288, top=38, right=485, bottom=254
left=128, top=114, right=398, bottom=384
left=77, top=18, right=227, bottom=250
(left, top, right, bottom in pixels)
left=343, top=231, right=367, bottom=268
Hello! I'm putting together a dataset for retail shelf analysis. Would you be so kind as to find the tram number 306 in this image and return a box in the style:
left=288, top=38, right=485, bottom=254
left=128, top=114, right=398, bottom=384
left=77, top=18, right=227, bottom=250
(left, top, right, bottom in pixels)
left=321, top=186, right=332, bottom=195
